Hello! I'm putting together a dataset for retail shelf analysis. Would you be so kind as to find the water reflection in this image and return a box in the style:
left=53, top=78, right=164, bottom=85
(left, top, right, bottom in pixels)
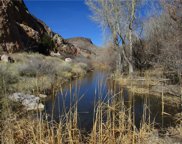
left=45, top=71, right=180, bottom=132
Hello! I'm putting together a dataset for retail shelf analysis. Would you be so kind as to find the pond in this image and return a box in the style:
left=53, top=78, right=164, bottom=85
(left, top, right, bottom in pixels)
left=45, top=71, right=180, bottom=132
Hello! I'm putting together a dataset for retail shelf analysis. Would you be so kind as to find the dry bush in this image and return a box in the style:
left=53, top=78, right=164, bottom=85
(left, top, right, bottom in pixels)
left=92, top=43, right=117, bottom=70
left=19, top=59, right=57, bottom=77
left=143, top=1, right=182, bottom=73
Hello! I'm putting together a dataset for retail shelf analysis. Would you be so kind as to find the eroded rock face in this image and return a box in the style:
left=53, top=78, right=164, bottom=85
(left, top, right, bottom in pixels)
left=0, top=0, right=77, bottom=55
left=18, top=23, right=40, bottom=43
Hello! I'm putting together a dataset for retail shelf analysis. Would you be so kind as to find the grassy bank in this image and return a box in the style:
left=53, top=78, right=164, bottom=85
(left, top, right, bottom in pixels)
left=0, top=53, right=90, bottom=94
left=112, top=68, right=181, bottom=105
left=0, top=54, right=181, bottom=143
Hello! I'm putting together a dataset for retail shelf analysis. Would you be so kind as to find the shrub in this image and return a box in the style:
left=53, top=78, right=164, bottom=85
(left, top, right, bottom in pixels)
left=19, top=58, right=57, bottom=77
left=77, top=62, right=88, bottom=71
left=58, top=62, right=72, bottom=72
left=30, top=34, right=55, bottom=55
left=19, top=64, right=37, bottom=77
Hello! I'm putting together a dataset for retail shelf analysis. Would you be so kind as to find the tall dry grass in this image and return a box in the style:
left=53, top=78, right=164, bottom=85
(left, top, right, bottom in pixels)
left=0, top=78, right=158, bottom=144
left=0, top=66, right=181, bottom=144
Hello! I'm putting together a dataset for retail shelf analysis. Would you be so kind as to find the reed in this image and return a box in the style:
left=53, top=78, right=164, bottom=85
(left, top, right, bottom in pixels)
left=0, top=71, right=181, bottom=144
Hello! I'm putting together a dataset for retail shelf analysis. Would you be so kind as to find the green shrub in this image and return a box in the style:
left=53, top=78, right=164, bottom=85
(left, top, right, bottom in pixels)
left=38, top=34, right=55, bottom=55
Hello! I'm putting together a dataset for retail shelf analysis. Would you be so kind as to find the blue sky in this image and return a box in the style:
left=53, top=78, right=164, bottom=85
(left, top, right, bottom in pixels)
left=24, top=0, right=162, bottom=46
left=24, top=0, right=103, bottom=46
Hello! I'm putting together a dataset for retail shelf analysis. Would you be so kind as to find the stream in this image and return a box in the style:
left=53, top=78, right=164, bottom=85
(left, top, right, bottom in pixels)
left=45, top=71, right=180, bottom=132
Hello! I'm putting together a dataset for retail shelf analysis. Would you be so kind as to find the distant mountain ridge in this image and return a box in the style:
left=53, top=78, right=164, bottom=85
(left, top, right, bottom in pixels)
left=67, top=37, right=97, bottom=55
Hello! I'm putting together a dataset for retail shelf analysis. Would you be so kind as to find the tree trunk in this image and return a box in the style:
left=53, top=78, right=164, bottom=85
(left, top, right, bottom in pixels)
left=129, top=29, right=134, bottom=74
left=113, top=33, right=124, bottom=73
left=128, top=0, right=136, bottom=74
left=129, top=62, right=134, bottom=73
left=117, top=52, right=123, bottom=73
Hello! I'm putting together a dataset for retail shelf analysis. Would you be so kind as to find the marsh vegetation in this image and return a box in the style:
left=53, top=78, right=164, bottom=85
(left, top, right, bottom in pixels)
left=0, top=69, right=181, bottom=143
left=0, top=0, right=182, bottom=144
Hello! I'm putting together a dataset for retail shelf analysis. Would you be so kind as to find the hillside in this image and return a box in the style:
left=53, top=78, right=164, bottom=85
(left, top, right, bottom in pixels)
left=0, top=0, right=96, bottom=57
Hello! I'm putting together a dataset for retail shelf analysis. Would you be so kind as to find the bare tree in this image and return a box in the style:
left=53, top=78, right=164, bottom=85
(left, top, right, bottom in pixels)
left=143, top=0, right=182, bottom=80
left=86, top=0, right=141, bottom=74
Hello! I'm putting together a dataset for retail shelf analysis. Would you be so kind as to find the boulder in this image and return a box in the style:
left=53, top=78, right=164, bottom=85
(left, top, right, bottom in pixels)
left=39, top=94, right=47, bottom=98
left=65, top=58, right=72, bottom=62
left=0, top=54, right=15, bottom=63
left=53, top=34, right=64, bottom=46
left=1, top=54, right=9, bottom=62
left=37, top=103, right=44, bottom=110
left=8, top=92, right=44, bottom=111
left=50, top=51, right=61, bottom=57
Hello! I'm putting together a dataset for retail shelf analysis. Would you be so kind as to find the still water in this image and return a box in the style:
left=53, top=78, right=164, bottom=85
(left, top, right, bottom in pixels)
left=45, top=71, right=180, bottom=132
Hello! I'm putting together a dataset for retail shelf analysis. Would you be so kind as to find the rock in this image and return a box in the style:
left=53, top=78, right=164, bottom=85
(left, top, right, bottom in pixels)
left=52, top=34, right=64, bottom=46
left=1, top=54, right=9, bottom=62
left=8, top=92, right=44, bottom=111
left=0, top=54, right=14, bottom=63
left=65, top=58, right=72, bottom=62
left=150, top=85, right=181, bottom=97
left=37, top=103, right=44, bottom=110
left=50, top=51, right=61, bottom=57
left=8, top=56, right=15, bottom=63
left=39, top=94, right=47, bottom=98
left=19, top=23, right=40, bottom=42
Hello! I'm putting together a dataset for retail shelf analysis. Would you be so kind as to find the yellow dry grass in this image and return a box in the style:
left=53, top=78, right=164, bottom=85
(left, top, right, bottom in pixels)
left=0, top=62, right=181, bottom=144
